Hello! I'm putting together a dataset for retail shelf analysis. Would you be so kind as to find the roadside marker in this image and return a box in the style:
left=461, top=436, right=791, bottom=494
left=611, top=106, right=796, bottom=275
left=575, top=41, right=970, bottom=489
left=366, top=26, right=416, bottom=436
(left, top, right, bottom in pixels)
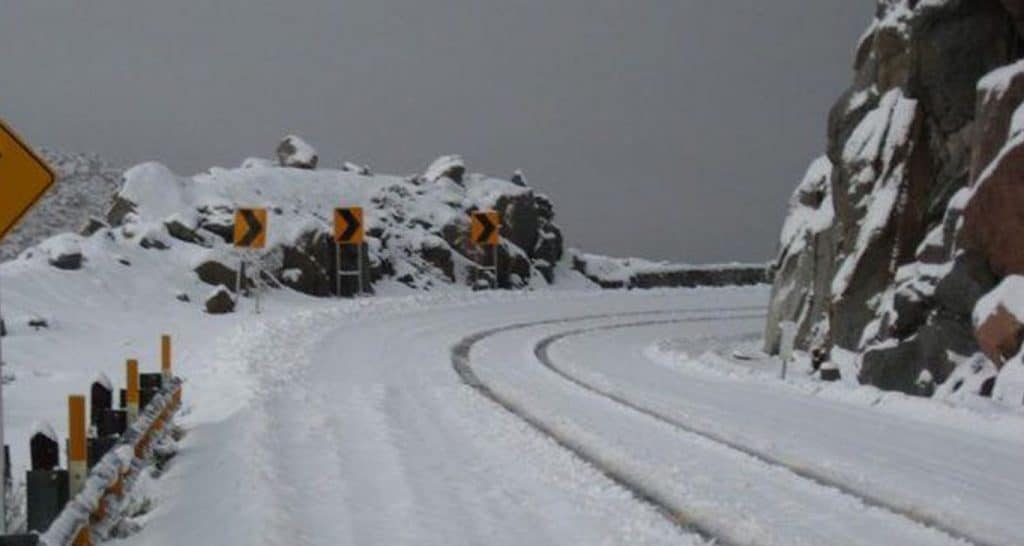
left=0, top=119, right=57, bottom=242
left=68, top=396, right=86, bottom=497
left=233, top=208, right=268, bottom=313
left=470, top=210, right=500, bottom=246
left=334, top=207, right=364, bottom=245
left=470, top=211, right=501, bottom=288
left=333, top=207, right=366, bottom=296
left=0, top=119, right=56, bottom=533
left=161, top=335, right=172, bottom=379
left=126, top=360, right=140, bottom=424
left=233, top=208, right=267, bottom=249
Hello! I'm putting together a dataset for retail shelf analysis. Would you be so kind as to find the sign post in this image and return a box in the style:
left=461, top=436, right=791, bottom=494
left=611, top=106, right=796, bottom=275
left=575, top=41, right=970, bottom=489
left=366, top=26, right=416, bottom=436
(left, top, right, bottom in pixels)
left=0, top=119, right=57, bottom=532
left=470, top=211, right=501, bottom=289
left=233, top=208, right=268, bottom=313
left=333, top=207, right=365, bottom=297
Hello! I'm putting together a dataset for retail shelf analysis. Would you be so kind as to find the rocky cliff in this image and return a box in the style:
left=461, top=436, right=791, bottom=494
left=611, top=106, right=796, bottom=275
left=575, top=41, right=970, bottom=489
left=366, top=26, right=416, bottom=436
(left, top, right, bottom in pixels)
left=766, top=0, right=1024, bottom=404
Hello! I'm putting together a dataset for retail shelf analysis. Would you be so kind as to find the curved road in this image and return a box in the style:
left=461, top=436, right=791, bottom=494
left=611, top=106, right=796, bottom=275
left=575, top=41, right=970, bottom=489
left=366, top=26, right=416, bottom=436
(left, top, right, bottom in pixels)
left=128, top=289, right=1022, bottom=546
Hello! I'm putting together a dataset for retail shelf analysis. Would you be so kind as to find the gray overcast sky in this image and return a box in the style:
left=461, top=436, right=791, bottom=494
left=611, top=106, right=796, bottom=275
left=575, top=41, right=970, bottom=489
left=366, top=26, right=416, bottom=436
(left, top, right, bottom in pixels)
left=1, top=1, right=870, bottom=263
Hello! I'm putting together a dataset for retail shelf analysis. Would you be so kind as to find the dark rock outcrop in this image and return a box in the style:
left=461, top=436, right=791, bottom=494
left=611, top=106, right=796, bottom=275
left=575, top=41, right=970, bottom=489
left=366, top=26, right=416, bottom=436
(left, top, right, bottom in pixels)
left=204, top=287, right=235, bottom=314
left=765, top=0, right=1024, bottom=398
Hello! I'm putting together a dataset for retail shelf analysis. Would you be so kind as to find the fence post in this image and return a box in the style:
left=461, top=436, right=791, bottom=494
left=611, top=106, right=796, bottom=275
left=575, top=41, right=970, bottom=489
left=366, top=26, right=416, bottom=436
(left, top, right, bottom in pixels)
left=68, top=396, right=86, bottom=497
left=779, top=321, right=797, bottom=380
left=126, top=360, right=139, bottom=424
left=161, top=335, right=172, bottom=381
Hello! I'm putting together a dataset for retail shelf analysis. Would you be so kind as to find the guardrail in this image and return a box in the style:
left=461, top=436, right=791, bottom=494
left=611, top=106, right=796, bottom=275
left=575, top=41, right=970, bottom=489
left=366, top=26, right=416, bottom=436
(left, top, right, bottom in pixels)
left=0, top=336, right=184, bottom=546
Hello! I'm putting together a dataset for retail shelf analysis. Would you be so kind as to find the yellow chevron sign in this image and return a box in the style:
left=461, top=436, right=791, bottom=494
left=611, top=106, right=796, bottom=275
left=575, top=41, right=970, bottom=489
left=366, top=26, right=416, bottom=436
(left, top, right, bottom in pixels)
left=0, top=119, right=57, bottom=242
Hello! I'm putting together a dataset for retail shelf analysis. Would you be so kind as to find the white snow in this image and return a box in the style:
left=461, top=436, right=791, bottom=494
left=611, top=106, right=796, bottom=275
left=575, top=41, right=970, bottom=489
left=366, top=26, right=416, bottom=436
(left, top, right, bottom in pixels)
left=422, top=154, right=465, bottom=183
left=92, top=372, right=112, bottom=392
left=38, top=234, right=83, bottom=263
left=832, top=89, right=918, bottom=300
left=977, top=58, right=1024, bottom=102
left=973, top=275, right=1024, bottom=329
left=777, top=155, right=833, bottom=256
left=30, top=421, right=58, bottom=443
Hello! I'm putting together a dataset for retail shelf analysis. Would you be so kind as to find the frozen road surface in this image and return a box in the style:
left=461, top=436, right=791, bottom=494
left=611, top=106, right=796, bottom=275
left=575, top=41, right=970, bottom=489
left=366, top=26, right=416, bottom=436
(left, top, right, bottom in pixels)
left=126, top=287, right=1024, bottom=546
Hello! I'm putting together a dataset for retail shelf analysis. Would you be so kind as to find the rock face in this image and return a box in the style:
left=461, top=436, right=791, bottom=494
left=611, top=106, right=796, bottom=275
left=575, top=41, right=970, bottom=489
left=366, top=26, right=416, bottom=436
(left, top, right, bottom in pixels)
left=766, top=0, right=1024, bottom=399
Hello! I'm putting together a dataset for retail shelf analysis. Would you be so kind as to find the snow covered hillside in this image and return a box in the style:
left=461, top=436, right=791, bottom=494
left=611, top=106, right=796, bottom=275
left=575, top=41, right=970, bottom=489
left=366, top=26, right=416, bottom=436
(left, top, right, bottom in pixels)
left=0, top=149, right=122, bottom=261
left=9, top=140, right=577, bottom=318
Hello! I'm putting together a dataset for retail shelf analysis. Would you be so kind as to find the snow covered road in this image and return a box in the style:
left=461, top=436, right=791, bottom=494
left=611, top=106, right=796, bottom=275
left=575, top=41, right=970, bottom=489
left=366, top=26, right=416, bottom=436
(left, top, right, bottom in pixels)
left=126, top=287, right=1022, bottom=545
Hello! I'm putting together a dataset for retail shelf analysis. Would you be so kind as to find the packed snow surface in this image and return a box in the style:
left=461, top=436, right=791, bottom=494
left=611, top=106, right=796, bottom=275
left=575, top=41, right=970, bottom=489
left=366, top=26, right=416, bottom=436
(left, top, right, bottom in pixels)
left=0, top=283, right=997, bottom=546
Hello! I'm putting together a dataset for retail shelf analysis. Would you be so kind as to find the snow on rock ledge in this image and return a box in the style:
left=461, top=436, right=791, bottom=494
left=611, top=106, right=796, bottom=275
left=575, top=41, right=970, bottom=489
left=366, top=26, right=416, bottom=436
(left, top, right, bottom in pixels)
left=572, top=251, right=768, bottom=290
left=85, top=150, right=567, bottom=299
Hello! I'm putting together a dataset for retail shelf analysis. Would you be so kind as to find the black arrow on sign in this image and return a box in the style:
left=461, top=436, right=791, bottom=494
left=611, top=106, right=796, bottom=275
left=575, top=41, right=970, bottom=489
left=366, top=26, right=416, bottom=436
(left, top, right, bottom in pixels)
left=338, top=208, right=361, bottom=242
left=475, top=212, right=496, bottom=244
left=238, top=209, right=264, bottom=247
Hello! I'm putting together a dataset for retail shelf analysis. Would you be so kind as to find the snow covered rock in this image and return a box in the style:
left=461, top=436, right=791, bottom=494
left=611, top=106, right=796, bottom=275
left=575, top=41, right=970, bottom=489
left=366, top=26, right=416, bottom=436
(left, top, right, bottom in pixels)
left=764, top=156, right=835, bottom=354
left=510, top=169, right=527, bottom=187
left=973, top=275, right=1024, bottom=368
left=423, top=155, right=465, bottom=185
left=276, top=135, right=318, bottom=170
left=194, top=259, right=250, bottom=293
left=42, top=234, right=85, bottom=270
left=204, top=287, right=235, bottom=314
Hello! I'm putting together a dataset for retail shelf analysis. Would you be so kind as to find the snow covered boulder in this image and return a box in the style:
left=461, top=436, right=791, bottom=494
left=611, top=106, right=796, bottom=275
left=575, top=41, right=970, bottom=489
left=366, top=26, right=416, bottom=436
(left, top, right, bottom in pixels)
left=204, top=287, right=235, bottom=314
left=276, top=135, right=318, bottom=170
left=41, top=234, right=85, bottom=270
left=194, top=259, right=251, bottom=293
left=423, top=155, right=465, bottom=185
left=974, top=276, right=1024, bottom=368
left=510, top=169, right=528, bottom=187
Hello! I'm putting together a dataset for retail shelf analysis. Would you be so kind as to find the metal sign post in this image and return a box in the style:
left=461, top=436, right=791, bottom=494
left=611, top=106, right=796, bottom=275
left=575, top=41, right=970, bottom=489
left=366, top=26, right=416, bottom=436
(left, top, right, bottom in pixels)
left=335, top=243, right=364, bottom=297
left=233, top=208, right=268, bottom=313
left=334, top=207, right=366, bottom=297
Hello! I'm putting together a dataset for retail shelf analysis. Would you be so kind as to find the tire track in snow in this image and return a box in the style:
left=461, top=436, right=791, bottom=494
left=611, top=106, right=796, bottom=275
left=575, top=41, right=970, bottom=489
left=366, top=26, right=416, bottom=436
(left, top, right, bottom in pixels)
left=533, top=317, right=990, bottom=546
left=451, top=305, right=764, bottom=545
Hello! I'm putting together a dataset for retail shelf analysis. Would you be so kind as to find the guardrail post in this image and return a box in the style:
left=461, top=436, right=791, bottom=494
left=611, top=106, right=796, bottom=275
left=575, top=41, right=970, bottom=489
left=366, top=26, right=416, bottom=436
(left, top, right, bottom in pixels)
left=89, top=375, right=112, bottom=432
left=68, top=396, right=86, bottom=497
left=26, top=425, right=67, bottom=534
left=126, top=360, right=139, bottom=424
left=161, top=334, right=172, bottom=381
left=72, top=526, right=90, bottom=546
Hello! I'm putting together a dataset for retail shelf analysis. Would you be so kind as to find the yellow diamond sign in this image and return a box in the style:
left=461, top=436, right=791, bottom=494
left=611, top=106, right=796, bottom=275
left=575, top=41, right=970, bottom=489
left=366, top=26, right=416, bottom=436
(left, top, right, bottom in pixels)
left=0, top=119, right=56, bottom=242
